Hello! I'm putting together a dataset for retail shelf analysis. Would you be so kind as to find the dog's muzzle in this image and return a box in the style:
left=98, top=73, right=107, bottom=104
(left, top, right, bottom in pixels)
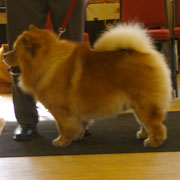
left=7, top=66, right=21, bottom=75
left=2, top=53, right=21, bottom=76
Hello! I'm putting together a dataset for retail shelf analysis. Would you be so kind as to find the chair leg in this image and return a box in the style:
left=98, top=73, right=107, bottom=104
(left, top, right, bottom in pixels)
left=170, top=38, right=179, bottom=98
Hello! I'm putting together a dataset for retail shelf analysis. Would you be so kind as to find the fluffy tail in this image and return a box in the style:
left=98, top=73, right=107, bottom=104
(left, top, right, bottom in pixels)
left=94, top=23, right=154, bottom=53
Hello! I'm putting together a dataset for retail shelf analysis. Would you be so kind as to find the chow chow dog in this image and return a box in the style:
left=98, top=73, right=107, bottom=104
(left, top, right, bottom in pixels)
left=3, top=23, right=172, bottom=147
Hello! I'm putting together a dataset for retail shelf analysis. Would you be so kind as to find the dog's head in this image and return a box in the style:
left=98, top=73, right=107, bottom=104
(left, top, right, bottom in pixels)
left=3, top=25, right=58, bottom=68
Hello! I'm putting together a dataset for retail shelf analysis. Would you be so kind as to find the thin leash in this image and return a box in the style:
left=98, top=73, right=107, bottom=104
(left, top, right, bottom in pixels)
left=59, top=0, right=78, bottom=38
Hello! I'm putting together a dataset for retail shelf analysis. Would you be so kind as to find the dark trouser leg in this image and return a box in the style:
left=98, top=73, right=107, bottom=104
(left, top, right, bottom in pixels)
left=12, top=74, right=39, bottom=125
left=48, top=0, right=85, bottom=42
left=6, top=0, right=49, bottom=125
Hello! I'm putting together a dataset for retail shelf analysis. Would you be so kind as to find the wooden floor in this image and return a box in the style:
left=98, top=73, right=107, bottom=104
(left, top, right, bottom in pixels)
left=0, top=79, right=180, bottom=180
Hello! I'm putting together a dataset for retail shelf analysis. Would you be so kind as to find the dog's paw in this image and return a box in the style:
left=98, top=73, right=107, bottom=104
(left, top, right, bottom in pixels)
left=136, top=130, right=148, bottom=140
left=144, top=138, right=164, bottom=148
left=52, top=136, right=71, bottom=147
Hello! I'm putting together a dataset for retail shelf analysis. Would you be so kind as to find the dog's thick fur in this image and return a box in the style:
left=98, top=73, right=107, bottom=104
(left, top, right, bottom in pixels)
left=4, top=23, right=172, bottom=147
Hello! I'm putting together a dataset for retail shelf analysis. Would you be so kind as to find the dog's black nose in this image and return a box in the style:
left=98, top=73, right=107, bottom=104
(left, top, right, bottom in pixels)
left=2, top=53, right=7, bottom=59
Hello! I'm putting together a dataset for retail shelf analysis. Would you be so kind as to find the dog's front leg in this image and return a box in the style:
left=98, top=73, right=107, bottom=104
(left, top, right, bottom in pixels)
left=53, top=114, right=84, bottom=147
left=53, top=135, right=71, bottom=147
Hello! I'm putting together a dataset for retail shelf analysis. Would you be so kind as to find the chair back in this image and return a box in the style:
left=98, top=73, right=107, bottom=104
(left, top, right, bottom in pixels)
left=120, top=0, right=168, bottom=27
left=174, top=0, right=180, bottom=26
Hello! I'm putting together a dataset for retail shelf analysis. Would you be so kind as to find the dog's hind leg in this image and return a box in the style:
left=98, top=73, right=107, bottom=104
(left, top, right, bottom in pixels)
left=133, top=104, right=167, bottom=147
left=137, top=124, right=149, bottom=140
left=53, top=114, right=84, bottom=147
left=133, top=113, right=148, bottom=139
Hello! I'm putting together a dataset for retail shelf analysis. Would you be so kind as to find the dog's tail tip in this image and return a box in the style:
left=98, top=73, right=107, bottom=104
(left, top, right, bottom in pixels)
left=93, top=22, right=154, bottom=53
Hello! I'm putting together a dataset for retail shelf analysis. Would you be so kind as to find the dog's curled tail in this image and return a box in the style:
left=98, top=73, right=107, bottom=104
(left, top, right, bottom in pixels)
left=94, top=23, right=154, bottom=53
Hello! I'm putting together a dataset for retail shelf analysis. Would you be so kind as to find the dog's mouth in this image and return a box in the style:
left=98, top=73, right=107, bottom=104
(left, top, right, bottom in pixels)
left=2, top=52, right=21, bottom=75
left=7, top=66, right=21, bottom=75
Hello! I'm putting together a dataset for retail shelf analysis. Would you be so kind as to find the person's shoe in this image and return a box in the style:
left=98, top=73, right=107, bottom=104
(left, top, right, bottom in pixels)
left=13, top=125, right=38, bottom=141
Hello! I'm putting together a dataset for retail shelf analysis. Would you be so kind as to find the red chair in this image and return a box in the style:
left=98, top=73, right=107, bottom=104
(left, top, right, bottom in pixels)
left=120, top=0, right=169, bottom=40
left=120, top=0, right=178, bottom=97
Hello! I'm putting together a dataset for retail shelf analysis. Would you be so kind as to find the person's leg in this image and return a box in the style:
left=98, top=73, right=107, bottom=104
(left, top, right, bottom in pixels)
left=6, top=0, right=49, bottom=140
left=48, top=0, right=85, bottom=42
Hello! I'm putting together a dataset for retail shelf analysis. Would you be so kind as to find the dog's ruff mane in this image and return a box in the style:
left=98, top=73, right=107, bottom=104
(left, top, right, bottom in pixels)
left=94, top=23, right=153, bottom=53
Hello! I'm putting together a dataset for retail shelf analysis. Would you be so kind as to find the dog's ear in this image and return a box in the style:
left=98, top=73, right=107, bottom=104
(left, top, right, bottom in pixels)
left=29, top=24, right=39, bottom=32
left=20, top=33, right=40, bottom=57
